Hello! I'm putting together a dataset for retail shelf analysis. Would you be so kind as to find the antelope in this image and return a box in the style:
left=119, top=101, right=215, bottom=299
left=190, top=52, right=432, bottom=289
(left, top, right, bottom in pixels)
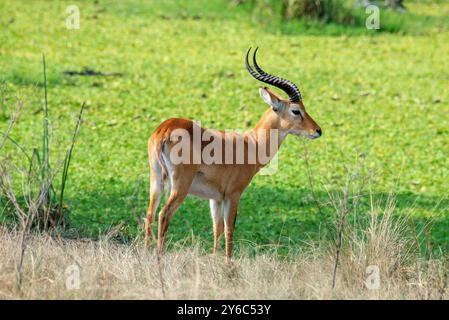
left=145, top=48, right=321, bottom=259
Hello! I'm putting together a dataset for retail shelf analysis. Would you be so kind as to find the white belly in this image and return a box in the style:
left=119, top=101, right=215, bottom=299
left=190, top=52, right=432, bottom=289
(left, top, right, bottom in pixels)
left=188, top=173, right=222, bottom=200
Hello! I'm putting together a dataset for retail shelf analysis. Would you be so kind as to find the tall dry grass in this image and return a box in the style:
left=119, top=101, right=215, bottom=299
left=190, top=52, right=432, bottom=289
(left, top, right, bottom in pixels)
left=0, top=196, right=447, bottom=300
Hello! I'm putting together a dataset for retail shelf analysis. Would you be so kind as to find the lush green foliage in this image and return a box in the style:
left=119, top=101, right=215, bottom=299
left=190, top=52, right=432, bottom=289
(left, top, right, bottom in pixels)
left=282, top=0, right=361, bottom=25
left=238, top=0, right=449, bottom=35
left=0, top=0, right=448, bottom=252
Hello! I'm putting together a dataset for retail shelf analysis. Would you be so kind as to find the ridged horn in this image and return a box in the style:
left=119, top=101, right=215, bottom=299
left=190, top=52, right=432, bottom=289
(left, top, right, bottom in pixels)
left=245, top=47, right=302, bottom=102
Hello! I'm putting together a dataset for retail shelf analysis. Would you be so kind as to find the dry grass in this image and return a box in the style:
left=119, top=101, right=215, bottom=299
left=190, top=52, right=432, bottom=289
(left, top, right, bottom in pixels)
left=1, top=134, right=447, bottom=300
left=0, top=213, right=447, bottom=300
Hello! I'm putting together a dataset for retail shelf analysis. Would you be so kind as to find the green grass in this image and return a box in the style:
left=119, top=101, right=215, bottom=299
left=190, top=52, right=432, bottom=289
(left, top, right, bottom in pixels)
left=0, top=0, right=448, bottom=252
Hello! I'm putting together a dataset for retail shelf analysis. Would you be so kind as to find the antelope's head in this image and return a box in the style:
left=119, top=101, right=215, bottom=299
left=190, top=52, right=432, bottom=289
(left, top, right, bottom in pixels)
left=246, top=48, right=321, bottom=139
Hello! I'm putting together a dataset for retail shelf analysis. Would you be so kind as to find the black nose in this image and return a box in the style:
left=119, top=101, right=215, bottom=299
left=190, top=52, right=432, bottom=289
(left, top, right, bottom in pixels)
left=316, top=128, right=322, bottom=136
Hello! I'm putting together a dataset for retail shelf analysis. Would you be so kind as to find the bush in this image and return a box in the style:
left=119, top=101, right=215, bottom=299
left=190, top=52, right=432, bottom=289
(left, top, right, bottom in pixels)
left=281, top=0, right=359, bottom=25
left=0, top=55, right=85, bottom=231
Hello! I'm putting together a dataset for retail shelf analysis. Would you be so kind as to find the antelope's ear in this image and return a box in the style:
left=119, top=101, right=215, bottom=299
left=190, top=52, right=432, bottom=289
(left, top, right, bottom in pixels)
left=259, top=87, right=285, bottom=112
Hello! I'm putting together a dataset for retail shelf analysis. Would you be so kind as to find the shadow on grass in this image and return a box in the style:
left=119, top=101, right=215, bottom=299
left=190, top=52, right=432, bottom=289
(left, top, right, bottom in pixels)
left=66, top=180, right=448, bottom=254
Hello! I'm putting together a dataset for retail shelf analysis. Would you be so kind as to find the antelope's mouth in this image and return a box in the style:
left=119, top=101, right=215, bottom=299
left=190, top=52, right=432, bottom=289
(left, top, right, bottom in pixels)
left=291, top=130, right=320, bottom=139
left=309, top=132, right=321, bottom=139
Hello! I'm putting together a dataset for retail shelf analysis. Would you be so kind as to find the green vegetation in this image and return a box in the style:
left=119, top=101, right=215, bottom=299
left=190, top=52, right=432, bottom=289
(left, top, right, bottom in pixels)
left=0, top=0, right=448, bottom=253
left=238, top=0, right=449, bottom=35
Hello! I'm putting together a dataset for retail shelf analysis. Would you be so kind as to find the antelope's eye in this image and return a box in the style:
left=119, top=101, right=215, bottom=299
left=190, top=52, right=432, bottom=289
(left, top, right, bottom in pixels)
left=291, top=109, right=302, bottom=117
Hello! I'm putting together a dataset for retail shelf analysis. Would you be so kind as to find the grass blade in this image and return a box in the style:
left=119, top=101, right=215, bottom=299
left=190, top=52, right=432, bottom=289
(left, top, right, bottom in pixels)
left=57, top=102, right=86, bottom=222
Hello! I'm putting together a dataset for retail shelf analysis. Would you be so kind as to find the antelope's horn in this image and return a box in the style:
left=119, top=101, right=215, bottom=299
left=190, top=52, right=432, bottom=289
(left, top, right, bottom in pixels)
left=245, top=47, right=302, bottom=103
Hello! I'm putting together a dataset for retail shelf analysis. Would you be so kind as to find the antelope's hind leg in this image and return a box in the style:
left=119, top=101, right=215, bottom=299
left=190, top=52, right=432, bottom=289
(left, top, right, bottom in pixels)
left=145, top=158, right=164, bottom=247
left=157, top=166, right=196, bottom=254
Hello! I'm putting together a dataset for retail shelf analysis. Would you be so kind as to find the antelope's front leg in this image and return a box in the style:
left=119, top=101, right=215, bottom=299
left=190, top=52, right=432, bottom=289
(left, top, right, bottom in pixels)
left=223, top=196, right=240, bottom=260
left=209, top=199, right=224, bottom=255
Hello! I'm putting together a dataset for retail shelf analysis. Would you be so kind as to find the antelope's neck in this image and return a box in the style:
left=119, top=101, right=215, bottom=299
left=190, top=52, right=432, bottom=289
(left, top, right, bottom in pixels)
left=249, top=108, right=288, bottom=168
